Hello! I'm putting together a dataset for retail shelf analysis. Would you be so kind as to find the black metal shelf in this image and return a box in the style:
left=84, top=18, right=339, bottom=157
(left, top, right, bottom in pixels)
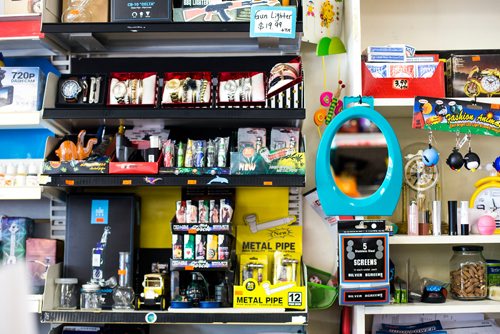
left=41, top=309, right=307, bottom=324
left=43, top=107, right=305, bottom=120
left=41, top=22, right=303, bottom=54
left=171, top=223, right=233, bottom=234
left=42, top=107, right=304, bottom=129
left=40, top=174, right=306, bottom=187
left=42, top=22, right=303, bottom=34
left=170, top=259, right=230, bottom=270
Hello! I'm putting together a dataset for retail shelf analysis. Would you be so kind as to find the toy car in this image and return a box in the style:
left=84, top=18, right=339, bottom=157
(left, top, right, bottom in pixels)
left=137, top=273, right=166, bottom=310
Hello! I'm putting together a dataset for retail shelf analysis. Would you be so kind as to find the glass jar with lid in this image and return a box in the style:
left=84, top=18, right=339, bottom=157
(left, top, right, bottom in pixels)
left=449, top=245, right=487, bottom=300
left=80, top=283, right=102, bottom=310
left=54, top=278, right=78, bottom=309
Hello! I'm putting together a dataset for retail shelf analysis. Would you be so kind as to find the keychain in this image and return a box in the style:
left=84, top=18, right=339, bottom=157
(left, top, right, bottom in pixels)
left=463, top=132, right=481, bottom=172
left=446, top=132, right=465, bottom=171
left=422, top=131, right=439, bottom=167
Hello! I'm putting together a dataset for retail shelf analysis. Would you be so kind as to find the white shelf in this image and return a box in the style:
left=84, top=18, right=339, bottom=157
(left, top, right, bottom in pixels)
left=390, top=235, right=500, bottom=245
left=375, top=97, right=500, bottom=107
left=0, top=186, right=42, bottom=200
left=27, top=294, right=43, bottom=313
left=364, top=299, right=500, bottom=315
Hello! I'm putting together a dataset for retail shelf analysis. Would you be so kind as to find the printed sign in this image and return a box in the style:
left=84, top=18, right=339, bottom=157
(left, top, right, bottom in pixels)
left=250, top=6, right=296, bottom=39
left=413, top=96, right=500, bottom=136
left=91, top=200, right=109, bottom=225
left=339, top=233, right=389, bottom=285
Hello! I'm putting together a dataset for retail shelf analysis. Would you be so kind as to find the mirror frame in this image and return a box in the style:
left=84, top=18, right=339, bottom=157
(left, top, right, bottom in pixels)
left=316, top=97, right=403, bottom=216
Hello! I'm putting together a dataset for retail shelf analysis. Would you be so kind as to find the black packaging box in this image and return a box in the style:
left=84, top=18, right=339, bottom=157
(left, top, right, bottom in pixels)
left=447, top=53, right=500, bottom=97
left=64, top=194, right=141, bottom=309
left=111, top=0, right=172, bottom=22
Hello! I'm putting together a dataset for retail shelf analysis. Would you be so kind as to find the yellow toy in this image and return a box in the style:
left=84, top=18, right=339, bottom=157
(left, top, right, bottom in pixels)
left=464, top=66, right=500, bottom=97
left=137, top=273, right=166, bottom=310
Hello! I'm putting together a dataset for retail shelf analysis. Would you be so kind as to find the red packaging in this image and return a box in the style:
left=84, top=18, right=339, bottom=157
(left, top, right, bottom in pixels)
left=110, top=152, right=163, bottom=174
left=217, top=71, right=266, bottom=106
left=26, top=238, right=64, bottom=294
left=362, top=61, right=445, bottom=98
left=162, top=72, right=212, bottom=107
left=108, top=72, right=158, bottom=106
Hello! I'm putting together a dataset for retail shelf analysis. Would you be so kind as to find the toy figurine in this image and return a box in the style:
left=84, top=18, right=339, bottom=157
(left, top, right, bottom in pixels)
left=446, top=148, right=464, bottom=171
left=137, top=273, right=166, bottom=310
left=422, top=145, right=439, bottom=167
left=464, top=149, right=481, bottom=171
left=55, top=129, right=97, bottom=161
left=494, top=156, right=500, bottom=173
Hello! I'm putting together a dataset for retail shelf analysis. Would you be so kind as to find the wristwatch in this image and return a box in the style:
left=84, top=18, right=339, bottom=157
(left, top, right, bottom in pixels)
left=224, top=80, right=237, bottom=102
left=61, top=77, right=82, bottom=103
left=112, top=80, right=128, bottom=104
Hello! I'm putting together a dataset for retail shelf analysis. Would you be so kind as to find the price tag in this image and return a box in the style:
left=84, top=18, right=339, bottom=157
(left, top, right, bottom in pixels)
left=250, top=6, right=296, bottom=39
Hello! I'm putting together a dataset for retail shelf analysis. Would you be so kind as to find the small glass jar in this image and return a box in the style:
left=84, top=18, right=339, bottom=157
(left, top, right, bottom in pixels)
left=54, top=278, right=78, bottom=309
left=449, top=245, right=487, bottom=300
left=80, top=283, right=102, bottom=310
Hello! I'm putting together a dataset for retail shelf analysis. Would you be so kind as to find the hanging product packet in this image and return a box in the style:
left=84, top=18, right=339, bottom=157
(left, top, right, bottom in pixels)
left=338, top=219, right=390, bottom=305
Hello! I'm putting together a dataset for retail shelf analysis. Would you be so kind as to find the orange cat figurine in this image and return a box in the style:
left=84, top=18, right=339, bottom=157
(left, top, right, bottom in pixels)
left=55, top=130, right=98, bottom=161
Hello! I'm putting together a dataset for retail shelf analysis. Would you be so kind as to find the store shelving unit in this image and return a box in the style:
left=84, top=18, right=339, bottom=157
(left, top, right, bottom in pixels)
left=343, top=0, right=500, bottom=333
left=42, top=107, right=306, bottom=128
left=41, top=308, right=308, bottom=324
left=29, top=2, right=309, bottom=330
left=40, top=174, right=305, bottom=188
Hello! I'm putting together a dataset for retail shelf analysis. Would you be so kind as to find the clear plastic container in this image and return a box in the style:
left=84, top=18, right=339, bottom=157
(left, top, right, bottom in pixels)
left=54, top=278, right=78, bottom=309
left=450, top=245, right=487, bottom=300
left=80, top=283, right=102, bottom=310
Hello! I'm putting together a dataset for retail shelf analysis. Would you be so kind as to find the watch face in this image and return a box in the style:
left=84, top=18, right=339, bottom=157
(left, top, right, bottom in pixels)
left=480, top=75, right=500, bottom=93
left=224, top=80, right=237, bottom=93
left=112, top=81, right=127, bottom=98
left=61, top=80, right=81, bottom=99
left=32, top=0, right=42, bottom=13
left=473, top=187, right=500, bottom=211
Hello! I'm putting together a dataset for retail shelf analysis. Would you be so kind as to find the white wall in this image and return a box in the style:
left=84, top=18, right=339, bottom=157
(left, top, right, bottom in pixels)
left=301, top=1, right=500, bottom=332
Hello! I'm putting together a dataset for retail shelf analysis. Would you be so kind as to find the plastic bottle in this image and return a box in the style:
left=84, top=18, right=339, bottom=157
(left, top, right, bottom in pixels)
left=15, top=164, right=27, bottom=187
left=0, top=164, right=6, bottom=187
left=26, top=163, right=39, bottom=187
left=5, top=163, right=16, bottom=187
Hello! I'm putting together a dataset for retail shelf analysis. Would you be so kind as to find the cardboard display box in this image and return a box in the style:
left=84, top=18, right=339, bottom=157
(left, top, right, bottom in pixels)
left=362, top=61, right=445, bottom=98
left=447, top=54, right=500, bottom=97
left=42, top=136, right=111, bottom=175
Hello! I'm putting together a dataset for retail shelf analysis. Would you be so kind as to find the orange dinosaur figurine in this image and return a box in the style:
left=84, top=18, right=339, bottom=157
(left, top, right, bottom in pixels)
left=55, top=130, right=98, bottom=161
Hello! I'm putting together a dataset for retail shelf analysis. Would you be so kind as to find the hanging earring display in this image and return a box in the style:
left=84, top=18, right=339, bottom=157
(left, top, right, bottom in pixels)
left=446, top=132, right=465, bottom=171
left=422, top=131, right=439, bottom=167
left=464, top=133, right=481, bottom=172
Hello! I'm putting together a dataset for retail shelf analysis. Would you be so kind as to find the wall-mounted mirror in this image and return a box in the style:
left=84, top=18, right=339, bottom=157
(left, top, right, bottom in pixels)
left=330, top=118, right=388, bottom=198
left=316, top=97, right=403, bottom=216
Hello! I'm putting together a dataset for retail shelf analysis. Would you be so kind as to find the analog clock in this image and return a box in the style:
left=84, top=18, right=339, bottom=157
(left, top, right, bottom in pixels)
left=404, top=153, right=439, bottom=191
left=480, top=75, right=500, bottom=93
left=469, top=176, right=500, bottom=211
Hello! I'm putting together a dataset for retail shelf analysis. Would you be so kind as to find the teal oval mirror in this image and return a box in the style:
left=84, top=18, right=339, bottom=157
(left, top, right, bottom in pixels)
left=316, top=96, right=403, bottom=216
